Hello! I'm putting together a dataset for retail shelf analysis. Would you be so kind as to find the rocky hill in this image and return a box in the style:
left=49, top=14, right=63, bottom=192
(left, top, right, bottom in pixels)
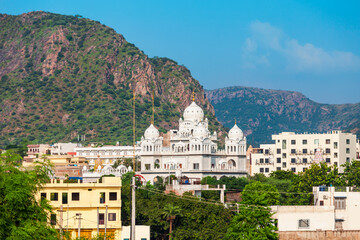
left=0, top=11, right=224, bottom=147
left=206, top=86, right=360, bottom=145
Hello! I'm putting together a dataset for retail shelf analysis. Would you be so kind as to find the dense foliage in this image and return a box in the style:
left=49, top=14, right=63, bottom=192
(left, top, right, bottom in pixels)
left=0, top=152, right=57, bottom=239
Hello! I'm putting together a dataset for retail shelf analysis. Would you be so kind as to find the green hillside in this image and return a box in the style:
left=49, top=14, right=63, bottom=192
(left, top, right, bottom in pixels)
left=206, top=86, right=360, bottom=146
left=0, top=11, right=223, bottom=147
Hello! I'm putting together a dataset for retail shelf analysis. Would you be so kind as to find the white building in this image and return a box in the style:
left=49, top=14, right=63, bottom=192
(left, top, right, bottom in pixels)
left=50, top=142, right=80, bottom=155
left=75, top=145, right=140, bottom=167
left=139, top=98, right=247, bottom=183
left=250, top=131, right=357, bottom=175
left=273, top=186, right=360, bottom=232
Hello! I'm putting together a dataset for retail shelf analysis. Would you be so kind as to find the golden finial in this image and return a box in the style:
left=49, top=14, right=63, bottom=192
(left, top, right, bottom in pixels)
left=192, top=90, right=195, bottom=102
left=235, top=119, right=237, bottom=125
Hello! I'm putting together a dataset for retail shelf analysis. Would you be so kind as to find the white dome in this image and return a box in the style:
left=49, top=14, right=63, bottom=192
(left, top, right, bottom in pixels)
left=144, top=124, right=160, bottom=139
left=228, top=124, right=244, bottom=139
left=183, top=101, right=204, bottom=121
left=193, top=124, right=208, bottom=138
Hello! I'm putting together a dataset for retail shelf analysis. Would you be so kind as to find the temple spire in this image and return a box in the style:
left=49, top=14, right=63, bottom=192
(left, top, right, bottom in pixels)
left=192, top=91, right=195, bottom=102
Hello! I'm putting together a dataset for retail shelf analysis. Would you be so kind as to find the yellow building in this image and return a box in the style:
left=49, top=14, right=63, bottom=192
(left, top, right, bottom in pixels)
left=39, top=177, right=122, bottom=239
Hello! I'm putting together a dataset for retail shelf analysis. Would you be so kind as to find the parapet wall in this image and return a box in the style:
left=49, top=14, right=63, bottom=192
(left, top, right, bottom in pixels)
left=279, top=231, right=360, bottom=240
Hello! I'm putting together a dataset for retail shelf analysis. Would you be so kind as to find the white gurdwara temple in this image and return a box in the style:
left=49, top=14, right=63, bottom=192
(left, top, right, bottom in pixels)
left=140, top=98, right=247, bottom=183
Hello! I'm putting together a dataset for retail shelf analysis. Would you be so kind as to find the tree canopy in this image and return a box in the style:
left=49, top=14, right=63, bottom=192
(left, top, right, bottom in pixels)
left=0, top=152, right=57, bottom=239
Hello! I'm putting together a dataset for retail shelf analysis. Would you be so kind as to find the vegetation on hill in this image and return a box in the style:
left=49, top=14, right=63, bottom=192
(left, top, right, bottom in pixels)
left=0, top=11, right=224, bottom=147
left=206, top=86, right=360, bottom=146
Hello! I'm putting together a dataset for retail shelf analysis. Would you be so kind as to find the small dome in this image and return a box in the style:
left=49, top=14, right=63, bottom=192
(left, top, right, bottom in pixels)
left=228, top=124, right=244, bottom=139
left=144, top=124, right=160, bottom=139
left=193, top=124, right=208, bottom=138
left=183, top=102, right=204, bottom=122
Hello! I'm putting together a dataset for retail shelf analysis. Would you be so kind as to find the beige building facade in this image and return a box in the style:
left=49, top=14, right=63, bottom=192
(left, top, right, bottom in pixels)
left=251, top=131, right=357, bottom=175
left=38, top=177, right=122, bottom=239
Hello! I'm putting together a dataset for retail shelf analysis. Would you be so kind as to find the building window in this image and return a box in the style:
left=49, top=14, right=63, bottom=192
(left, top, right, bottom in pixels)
left=302, top=140, right=307, bottom=145
left=346, top=158, right=350, bottom=163
left=326, top=148, right=331, bottom=154
left=193, top=163, right=199, bottom=170
left=346, top=148, right=350, bottom=154
left=326, top=139, right=330, bottom=144
left=291, top=149, right=296, bottom=154
left=51, top=214, right=57, bottom=225
left=303, top=158, right=307, bottom=163
left=277, top=158, right=281, bottom=163
left=260, top=168, right=264, bottom=173
left=326, top=158, right=330, bottom=163
left=346, top=139, right=350, bottom=144
left=62, top=193, right=68, bottom=204
left=291, top=158, right=296, bottom=163
left=72, top=192, right=80, bottom=201
left=282, top=140, right=287, bottom=149
left=265, top=149, right=269, bottom=154
left=335, top=197, right=346, bottom=209
left=145, top=164, right=150, bottom=170
left=314, top=139, right=319, bottom=145
left=108, top=213, right=116, bottom=221
left=303, top=149, right=307, bottom=154
left=265, top=158, right=269, bottom=164
left=260, top=158, right=264, bottom=163
left=50, top=193, right=58, bottom=201
left=298, top=219, right=310, bottom=229
left=334, top=152, right=338, bottom=158
left=41, top=192, right=47, bottom=200
left=265, top=168, right=269, bottom=173
left=99, top=213, right=105, bottom=225
left=303, top=168, right=307, bottom=172
left=291, top=168, right=296, bottom=172
left=291, top=140, right=296, bottom=145
left=109, top=192, right=117, bottom=201
left=334, top=162, right=338, bottom=167
left=100, top=192, right=105, bottom=204
left=334, top=142, right=338, bottom=149
left=282, top=153, right=286, bottom=158
left=282, top=162, right=287, bottom=168
left=320, top=200, right=324, bottom=206
left=277, top=149, right=281, bottom=154
left=276, top=167, right=281, bottom=171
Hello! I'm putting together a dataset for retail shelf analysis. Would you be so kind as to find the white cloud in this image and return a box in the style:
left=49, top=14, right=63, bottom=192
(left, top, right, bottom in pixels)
left=242, top=21, right=360, bottom=73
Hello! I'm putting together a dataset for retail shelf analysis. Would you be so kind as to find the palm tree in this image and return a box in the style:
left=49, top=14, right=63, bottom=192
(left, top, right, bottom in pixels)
left=162, top=203, right=182, bottom=240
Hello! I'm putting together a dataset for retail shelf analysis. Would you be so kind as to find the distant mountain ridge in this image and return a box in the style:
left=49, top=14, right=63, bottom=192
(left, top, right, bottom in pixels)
left=0, top=11, right=224, bottom=147
left=206, top=86, right=360, bottom=145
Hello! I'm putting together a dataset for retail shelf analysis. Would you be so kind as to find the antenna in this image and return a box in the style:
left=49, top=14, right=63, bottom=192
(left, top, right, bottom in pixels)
left=133, top=89, right=136, bottom=172
left=151, top=90, right=155, bottom=125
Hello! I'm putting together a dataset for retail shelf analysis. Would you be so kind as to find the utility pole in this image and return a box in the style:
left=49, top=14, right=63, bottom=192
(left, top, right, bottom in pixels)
left=76, top=213, right=82, bottom=239
left=58, top=205, right=65, bottom=240
left=97, top=207, right=99, bottom=236
left=104, top=205, right=108, bottom=240
left=131, top=177, right=136, bottom=240
left=133, top=89, right=136, bottom=172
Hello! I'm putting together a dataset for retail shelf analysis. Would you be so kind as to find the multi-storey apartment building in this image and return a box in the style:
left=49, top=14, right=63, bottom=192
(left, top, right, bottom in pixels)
left=38, top=177, right=122, bottom=239
left=250, top=131, right=357, bottom=175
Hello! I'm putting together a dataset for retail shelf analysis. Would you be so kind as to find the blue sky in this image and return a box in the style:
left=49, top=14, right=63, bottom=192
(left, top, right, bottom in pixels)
left=1, top=0, right=360, bottom=104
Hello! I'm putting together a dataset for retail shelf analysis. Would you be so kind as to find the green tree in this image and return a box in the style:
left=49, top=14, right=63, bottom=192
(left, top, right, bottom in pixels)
left=0, top=152, right=58, bottom=239
left=224, top=206, right=278, bottom=240
left=342, top=160, right=360, bottom=186
left=242, top=181, right=280, bottom=206
left=162, top=203, right=182, bottom=240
